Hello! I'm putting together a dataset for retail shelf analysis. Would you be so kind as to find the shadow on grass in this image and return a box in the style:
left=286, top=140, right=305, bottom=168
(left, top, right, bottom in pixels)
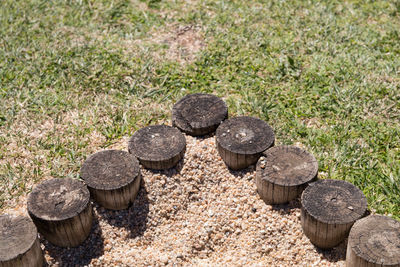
left=42, top=216, right=104, bottom=266
left=97, top=178, right=150, bottom=238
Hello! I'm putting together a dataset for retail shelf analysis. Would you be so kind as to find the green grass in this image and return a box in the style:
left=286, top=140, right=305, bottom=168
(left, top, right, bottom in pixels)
left=1, top=0, right=399, bottom=218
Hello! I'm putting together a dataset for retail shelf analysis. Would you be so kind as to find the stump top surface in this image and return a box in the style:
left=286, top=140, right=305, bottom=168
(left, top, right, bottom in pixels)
left=172, top=93, right=228, bottom=136
left=80, top=150, right=140, bottom=190
left=128, top=125, right=186, bottom=162
left=349, top=215, right=400, bottom=265
left=0, top=215, right=37, bottom=261
left=257, top=146, right=318, bottom=186
left=27, top=178, right=90, bottom=221
left=216, top=116, right=274, bottom=155
left=301, top=179, right=367, bottom=224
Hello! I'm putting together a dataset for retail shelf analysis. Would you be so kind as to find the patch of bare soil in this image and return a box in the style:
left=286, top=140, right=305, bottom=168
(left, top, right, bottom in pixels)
left=137, top=24, right=205, bottom=64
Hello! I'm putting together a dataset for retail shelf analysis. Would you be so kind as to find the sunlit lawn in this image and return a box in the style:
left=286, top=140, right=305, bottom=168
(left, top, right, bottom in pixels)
left=1, top=0, right=399, bottom=218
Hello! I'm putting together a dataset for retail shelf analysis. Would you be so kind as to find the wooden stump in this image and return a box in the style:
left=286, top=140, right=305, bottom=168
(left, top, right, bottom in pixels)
left=215, top=116, right=275, bottom=170
left=346, top=215, right=400, bottom=267
left=80, top=150, right=141, bottom=210
left=0, top=215, right=43, bottom=267
left=27, top=178, right=93, bottom=248
left=256, top=145, right=318, bottom=204
left=172, top=93, right=228, bottom=136
left=300, top=179, right=367, bottom=249
left=128, top=125, right=186, bottom=170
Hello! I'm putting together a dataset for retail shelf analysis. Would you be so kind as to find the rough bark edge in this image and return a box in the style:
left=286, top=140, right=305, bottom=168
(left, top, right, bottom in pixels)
left=138, top=146, right=186, bottom=170
left=0, top=237, right=43, bottom=267
left=29, top=201, right=93, bottom=248
left=217, top=140, right=263, bottom=170
left=301, top=205, right=353, bottom=249
left=89, top=173, right=142, bottom=210
left=256, top=175, right=314, bottom=204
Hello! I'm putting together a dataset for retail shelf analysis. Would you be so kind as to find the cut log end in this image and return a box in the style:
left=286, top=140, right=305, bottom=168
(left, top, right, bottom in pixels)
left=346, top=215, right=400, bottom=267
left=0, top=215, right=43, bottom=267
left=27, top=178, right=93, bottom=247
left=80, top=150, right=141, bottom=210
left=128, top=125, right=186, bottom=170
left=301, top=179, right=367, bottom=249
left=216, top=116, right=274, bottom=170
left=256, top=145, right=318, bottom=204
left=172, top=93, right=228, bottom=136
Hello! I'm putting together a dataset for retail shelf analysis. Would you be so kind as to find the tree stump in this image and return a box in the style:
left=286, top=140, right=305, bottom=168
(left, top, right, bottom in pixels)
left=215, top=116, right=275, bottom=170
left=0, top=215, right=43, bottom=267
left=80, top=150, right=141, bottom=210
left=346, top=215, right=400, bottom=267
left=256, top=145, right=318, bottom=204
left=128, top=125, right=186, bottom=170
left=172, top=93, right=228, bottom=136
left=27, top=178, right=93, bottom=248
left=300, top=179, right=367, bottom=249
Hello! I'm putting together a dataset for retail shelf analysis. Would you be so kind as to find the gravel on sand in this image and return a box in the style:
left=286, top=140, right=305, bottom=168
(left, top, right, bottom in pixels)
left=4, top=134, right=346, bottom=266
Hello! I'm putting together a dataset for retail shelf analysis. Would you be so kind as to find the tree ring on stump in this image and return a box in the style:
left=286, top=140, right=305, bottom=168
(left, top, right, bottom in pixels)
left=216, top=116, right=275, bottom=170
left=0, top=215, right=43, bottom=267
left=346, top=215, right=400, bottom=266
left=256, top=145, right=318, bottom=204
left=80, top=150, right=141, bottom=210
left=172, top=93, right=228, bottom=136
left=128, top=125, right=186, bottom=170
left=27, top=178, right=93, bottom=247
left=301, top=179, right=367, bottom=249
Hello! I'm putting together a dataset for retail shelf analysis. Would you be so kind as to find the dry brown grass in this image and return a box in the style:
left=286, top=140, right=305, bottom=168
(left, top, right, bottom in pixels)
left=0, top=91, right=171, bottom=212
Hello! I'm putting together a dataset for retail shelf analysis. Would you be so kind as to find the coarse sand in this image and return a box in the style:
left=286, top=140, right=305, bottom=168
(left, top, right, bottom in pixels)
left=4, top=134, right=346, bottom=266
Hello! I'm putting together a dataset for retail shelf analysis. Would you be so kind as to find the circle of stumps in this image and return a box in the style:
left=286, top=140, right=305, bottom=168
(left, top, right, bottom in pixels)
left=301, top=179, right=367, bottom=249
left=256, top=145, right=318, bottom=205
left=27, top=178, right=93, bottom=248
left=80, top=150, right=141, bottom=210
left=216, top=116, right=275, bottom=170
left=1, top=93, right=398, bottom=265
left=0, top=214, right=43, bottom=267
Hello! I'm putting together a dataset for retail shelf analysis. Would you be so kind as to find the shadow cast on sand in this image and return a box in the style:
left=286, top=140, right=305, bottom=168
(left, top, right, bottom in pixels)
left=271, top=199, right=302, bottom=214
left=191, top=132, right=215, bottom=141
left=144, top=157, right=185, bottom=178
left=315, top=240, right=347, bottom=263
left=42, top=216, right=104, bottom=266
left=227, top=164, right=256, bottom=178
left=97, top=178, right=150, bottom=239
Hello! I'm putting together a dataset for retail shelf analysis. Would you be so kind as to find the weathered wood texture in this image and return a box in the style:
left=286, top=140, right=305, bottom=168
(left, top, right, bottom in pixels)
left=80, top=150, right=141, bottom=210
left=128, top=125, right=186, bottom=170
left=27, top=178, right=93, bottom=248
left=172, top=93, right=228, bottom=136
left=346, top=215, right=400, bottom=267
left=301, top=179, right=367, bottom=249
left=256, top=145, right=318, bottom=204
left=0, top=215, right=43, bottom=267
left=216, top=116, right=275, bottom=170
